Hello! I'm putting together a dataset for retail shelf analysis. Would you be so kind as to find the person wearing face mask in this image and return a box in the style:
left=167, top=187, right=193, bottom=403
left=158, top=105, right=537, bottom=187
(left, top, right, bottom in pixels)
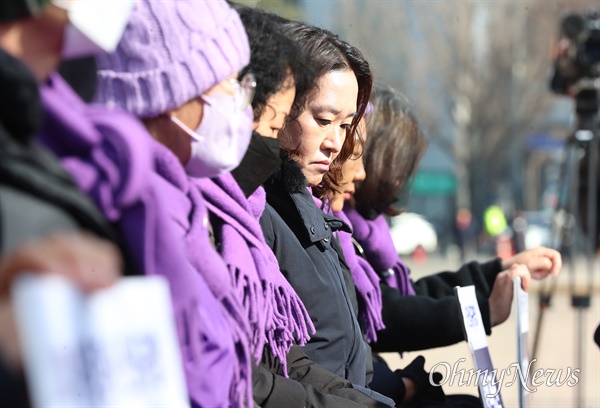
left=257, top=21, right=397, bottom=408
left=198, top=3, right=314, bottom=370
left=260, top=20, right=372, bottom=386
left=229, top=4, right=308, bottom=199
left=196, top=6, right=389, bottom=408
left=23, top=0, right=255, bottom=406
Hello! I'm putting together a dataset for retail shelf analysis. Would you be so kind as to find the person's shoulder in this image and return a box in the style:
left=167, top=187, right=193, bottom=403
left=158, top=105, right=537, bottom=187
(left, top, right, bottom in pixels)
left=259, top=202, right=277, bottom=241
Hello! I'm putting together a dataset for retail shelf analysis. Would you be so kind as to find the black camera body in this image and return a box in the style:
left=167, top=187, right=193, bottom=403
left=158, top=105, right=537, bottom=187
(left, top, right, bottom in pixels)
left=550, top=11, right=600, bottom=101
left=549, top=11, right=600, bottom=252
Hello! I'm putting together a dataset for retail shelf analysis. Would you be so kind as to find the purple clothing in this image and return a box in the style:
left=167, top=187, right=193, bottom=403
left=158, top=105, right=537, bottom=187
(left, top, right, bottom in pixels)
left=196, top=176, right=314, bottom=374
left=334, top=210, right=385, bottom=343
left=39, top=73, right=250, bottom=407
left=152, top=142, right=252, bottom=406
left=344, top=204, right=415, bottom=296
left=312, top=194, right=384, bottom=343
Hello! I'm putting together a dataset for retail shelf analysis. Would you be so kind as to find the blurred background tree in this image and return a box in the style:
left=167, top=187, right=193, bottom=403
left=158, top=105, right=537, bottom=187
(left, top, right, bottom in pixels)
left=244, top=0, right=596, bottom=253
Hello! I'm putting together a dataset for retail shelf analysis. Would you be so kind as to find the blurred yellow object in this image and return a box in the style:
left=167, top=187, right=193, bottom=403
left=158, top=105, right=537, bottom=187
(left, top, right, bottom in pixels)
left=484, top=205, right=507, bottom=237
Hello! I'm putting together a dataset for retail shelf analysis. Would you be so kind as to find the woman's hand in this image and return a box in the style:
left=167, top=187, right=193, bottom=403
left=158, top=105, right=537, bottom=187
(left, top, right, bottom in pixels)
left=0, top=232, right=122, bottom=296
left=0, top=233, right=122, bottom=369
left=489, top=264, right=530, bottom=327
left=501, top=246, right=561, bottom=280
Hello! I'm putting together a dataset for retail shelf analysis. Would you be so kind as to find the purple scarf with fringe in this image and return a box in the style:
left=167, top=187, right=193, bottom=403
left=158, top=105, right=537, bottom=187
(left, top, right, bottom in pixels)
left=39, top=73, right=251, bottom=408
left=344, top=204, right=415, bottom=296
left=311, top=193, right=384, bottom=343
left=334, top=210, right=385, bottom=343
left=152, top=139, right=252, bottom=407
left=196, top=174, right=314, bottom=374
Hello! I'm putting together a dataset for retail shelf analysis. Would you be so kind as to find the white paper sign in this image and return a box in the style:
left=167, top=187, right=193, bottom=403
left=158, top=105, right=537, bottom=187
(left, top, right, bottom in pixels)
left=455, top=285, right=504, bottom=408
left=455, top=285, right=488, bottom=350
left=514, top=276, right=530, bottom=408
left=12, top=274, right=189, bottom=408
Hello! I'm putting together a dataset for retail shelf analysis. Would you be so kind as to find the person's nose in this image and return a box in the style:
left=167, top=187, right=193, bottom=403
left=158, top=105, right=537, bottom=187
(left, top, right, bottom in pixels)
left=354, top=158, right=366, bottom=182
left=322, top=126, right=345, bottom=156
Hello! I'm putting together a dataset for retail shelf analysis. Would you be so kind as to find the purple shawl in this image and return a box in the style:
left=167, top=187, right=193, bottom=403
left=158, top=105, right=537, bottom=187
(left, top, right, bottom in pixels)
left=196, top=175, right=314, bottom=374
left=39, top=73, right=251, bottom=407
left=312, top=193, right=384, bottom=343
left=334, top=210, right=385, bottom=343
left=344, top=204, right=415, bottom=296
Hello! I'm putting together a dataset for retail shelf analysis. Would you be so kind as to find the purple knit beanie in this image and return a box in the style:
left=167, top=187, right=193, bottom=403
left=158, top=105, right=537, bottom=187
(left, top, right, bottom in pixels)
left=95, top=0, right=250, bottom=118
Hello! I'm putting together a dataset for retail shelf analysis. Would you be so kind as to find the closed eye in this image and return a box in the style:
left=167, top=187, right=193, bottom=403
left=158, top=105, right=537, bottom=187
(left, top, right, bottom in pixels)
left=341, top=123, right=352, bottom=131
left=316, top=118, right=332, bottom=126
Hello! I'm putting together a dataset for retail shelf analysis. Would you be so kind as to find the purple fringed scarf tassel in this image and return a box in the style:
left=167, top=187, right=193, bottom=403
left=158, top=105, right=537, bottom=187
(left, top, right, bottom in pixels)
left=197, top=175, right=315, bottom=375
left=344, top=204, right=415, bottom=296
left=311, top=192, right=384, bottom=343
left=180, top=178, right=253, bottom=406
left=39, top=74, right=252, bottom=407
left=334, top=210, right=385, bottom=343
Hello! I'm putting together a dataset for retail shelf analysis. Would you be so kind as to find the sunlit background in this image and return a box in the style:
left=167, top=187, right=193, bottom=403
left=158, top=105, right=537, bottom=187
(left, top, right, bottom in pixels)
left=238, top=1, right=600, bottom=406
left=239, top=0, right=595, bottom=253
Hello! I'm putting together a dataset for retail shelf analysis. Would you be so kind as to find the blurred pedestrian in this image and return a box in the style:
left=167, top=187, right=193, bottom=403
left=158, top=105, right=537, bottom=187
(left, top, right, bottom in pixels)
left=455, top=207, right=473, bottom=263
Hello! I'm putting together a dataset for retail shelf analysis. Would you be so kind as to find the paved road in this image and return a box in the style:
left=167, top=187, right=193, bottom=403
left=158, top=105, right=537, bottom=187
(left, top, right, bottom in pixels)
left=381, top=253, right=600, bottom=407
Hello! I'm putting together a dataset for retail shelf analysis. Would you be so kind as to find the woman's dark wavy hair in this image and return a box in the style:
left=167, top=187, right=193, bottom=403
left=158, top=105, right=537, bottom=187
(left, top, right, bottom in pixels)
left=353, top=83, right=428, bottom=220
left=277, top=21, right=373, bottom=192
left=229, top=3, right=313, bottom=122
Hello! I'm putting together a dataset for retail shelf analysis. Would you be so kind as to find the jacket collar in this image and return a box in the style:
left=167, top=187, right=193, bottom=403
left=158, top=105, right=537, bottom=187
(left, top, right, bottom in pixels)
left=0, top=49, right=42, bottom=144
left=266, top=154, right=350, bottom=244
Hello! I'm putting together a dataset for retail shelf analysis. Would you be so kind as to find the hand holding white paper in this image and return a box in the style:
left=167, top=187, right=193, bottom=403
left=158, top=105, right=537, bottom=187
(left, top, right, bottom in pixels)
left=12, top=274, right=189, bottom=408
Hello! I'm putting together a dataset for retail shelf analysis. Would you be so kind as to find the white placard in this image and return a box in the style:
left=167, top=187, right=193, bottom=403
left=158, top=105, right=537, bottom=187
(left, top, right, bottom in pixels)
left=514, top=276, right=530, bottom=408
left=12, top=274, right=189, bottom=408
left=455, top=285, right=488, bottom=350
left=455, top=285, right=504, bottom=408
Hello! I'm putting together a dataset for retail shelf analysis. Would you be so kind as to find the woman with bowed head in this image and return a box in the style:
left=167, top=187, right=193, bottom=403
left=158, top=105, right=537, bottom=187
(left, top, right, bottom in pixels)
left=259, top=20, right=394, bottom=407
left=337, top=83, right=561, bottom=405
left=346, top=84, right=561, bottom=352
left=193, top=4, right=320, bottom=406
left=199, top=5, right=392, bottom=407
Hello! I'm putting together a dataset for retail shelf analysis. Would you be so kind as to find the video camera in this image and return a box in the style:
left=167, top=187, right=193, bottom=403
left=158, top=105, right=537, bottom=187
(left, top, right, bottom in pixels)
left=549, top=11, right=600, bottom=251
left=550, top=10, right=600, bottom=119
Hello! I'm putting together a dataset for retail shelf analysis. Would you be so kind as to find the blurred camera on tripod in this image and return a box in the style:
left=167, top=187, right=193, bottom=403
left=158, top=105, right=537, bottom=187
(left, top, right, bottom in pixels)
left=550, top=10, right=600, bottom=99
left=548, top=10, right=600, bottom=252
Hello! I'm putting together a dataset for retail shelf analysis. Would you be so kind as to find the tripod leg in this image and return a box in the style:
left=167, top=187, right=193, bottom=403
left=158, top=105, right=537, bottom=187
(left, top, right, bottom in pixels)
left=576, top=307, right=586, bottom=407
left=529, top=281, right=556, bottom=377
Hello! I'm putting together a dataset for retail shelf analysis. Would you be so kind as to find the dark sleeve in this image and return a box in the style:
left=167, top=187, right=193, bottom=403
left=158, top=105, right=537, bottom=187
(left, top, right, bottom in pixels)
left=372, top=282, right=492, bottom=352
left=412, top=258, right=503, bottom=300
left=259, top=205, right=276, bottom=249
left=255, top=345, right=394, bottom=408
left=253, top=364, right=371, bottom=408
left=0, top=356, right=28, bottom=408
left=373, top=259, right=502, bottom=352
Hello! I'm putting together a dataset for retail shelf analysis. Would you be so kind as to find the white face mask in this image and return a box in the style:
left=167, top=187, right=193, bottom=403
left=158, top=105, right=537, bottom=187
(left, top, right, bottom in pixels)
left=170, top=94, right=254, bottom=179
left=51, top=0, right=134, bottom=59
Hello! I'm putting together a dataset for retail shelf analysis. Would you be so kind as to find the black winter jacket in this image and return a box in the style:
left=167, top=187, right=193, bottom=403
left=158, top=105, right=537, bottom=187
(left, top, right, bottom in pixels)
left=372, top=259, right=503, bottom=353
left=253, top=345, right=393, bottom=408
left=231, top=137, right=392, bottom=407
left=0, top=49, right=122, bottom=406
left=260, top=157, right=370, bottom=387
